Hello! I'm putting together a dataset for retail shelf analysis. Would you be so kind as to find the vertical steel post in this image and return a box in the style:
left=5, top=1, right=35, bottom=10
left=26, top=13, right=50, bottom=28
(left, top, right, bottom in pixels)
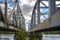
left=5, top=0, right=7, bottom=19
left=13, top=12, right=16, bottom=27
left=5, top=0, right=8, bottom=27
left=31, top=13, right=34, bottom=28
left=30, top=14, right=34, bottom=29
left=15, top=0, right=20, bottom=28
left=49, top=0, right=55, bottom=17
left=37, top=0, right=40, bottom=25
left=33, top=10, right=36, bottom=27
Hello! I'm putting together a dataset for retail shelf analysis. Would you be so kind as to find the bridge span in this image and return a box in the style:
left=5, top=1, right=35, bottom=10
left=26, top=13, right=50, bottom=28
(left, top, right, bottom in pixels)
left=29, top=11, right=60, bottom=32
left=28, top=0, right=60, bottom=32
left=0, top=0, right=25, bottom=32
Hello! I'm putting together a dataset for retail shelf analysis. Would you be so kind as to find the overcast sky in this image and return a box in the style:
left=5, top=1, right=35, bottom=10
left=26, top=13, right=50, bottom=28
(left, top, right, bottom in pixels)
left=20, top=0, right=36, bottom=31
left=20, top=0, right=36, bottom=22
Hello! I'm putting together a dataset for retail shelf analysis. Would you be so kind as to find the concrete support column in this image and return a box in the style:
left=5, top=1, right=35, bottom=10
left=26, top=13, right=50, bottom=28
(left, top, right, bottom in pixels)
left=49, top=0, right=56, bottom=17
left=37, top=0, right=40, bottom=25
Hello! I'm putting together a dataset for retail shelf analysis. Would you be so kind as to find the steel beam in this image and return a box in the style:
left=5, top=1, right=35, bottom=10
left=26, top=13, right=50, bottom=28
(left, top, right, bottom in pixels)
left=30, top=3, right=37, bottom=29
left=49, top=0, right=56, bottom=17
left=37, top=0, right=40, bottom=25
left=5, top=0, right=8, bottom=20
left=8, top=4, right=17, bottom=19
left=33, top=10, right=36, bottom=27
left=5, top=0, right=9, bottom=28
left=30, top=16, right=34, bottom=29
left=40, top=2, right=48, bottom=7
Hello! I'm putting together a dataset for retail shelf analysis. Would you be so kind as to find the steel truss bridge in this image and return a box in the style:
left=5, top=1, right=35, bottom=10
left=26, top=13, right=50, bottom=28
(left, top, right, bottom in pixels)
left=0, top=0, right=60, bottom=33
left=0, top=0, right=25, bottom=32
left=29, top=0, right=60, bottom=32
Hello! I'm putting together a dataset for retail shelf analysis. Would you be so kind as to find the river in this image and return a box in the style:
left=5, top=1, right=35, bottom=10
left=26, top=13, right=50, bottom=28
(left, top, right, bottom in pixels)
left=0, top=34, right=14, bottom=40
left=42, top=34, right=60, bottom=40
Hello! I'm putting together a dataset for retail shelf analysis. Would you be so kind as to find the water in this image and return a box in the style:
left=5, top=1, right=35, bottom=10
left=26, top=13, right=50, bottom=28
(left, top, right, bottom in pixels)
left=0, top=34, right=14, bottom=40
left=42, top=34, right=60, bottom=40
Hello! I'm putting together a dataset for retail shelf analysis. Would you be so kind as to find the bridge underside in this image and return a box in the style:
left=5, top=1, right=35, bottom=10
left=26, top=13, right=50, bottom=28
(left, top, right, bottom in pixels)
left=0, top=26, right=16, bottom=32
left=29, top=11, right=60, bottom=32
left=33, top=26, right=60, bottom=33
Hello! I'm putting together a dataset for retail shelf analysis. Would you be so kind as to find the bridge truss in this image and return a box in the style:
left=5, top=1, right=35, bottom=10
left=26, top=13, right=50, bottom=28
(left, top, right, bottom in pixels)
left=0, top=0, right=25, bottom=31
left=29, top=0, right=60, bottom=32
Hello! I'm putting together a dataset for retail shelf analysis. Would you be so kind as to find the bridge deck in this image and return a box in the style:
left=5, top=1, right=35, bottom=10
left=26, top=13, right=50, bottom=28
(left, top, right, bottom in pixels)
left=0, top=21, right=18, bottom=31
left=29, top=11, right=60, bottom=32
